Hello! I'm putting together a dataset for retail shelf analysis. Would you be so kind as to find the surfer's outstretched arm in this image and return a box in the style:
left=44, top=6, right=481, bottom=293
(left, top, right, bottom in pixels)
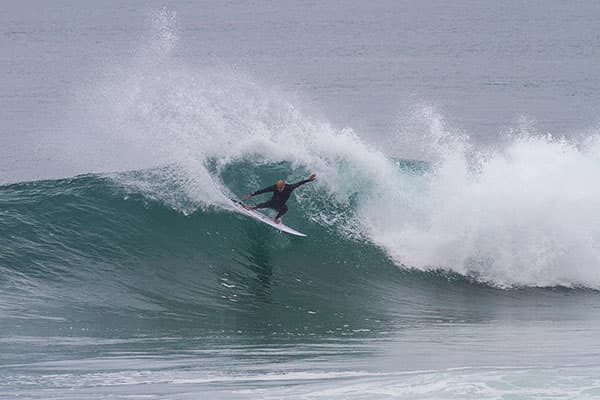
left=243, top=184, right=276, bottom=200
left=252, top=185, right=276, bottom=196
left=289, top=173, right=317, bottom=189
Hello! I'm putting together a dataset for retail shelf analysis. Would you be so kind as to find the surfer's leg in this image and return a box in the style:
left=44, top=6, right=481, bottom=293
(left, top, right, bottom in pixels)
left=274, top=204, right=288, bottom=223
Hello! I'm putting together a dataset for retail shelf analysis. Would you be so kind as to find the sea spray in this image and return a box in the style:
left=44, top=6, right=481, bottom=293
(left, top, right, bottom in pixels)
left=26, top=11, right=600, bottom=288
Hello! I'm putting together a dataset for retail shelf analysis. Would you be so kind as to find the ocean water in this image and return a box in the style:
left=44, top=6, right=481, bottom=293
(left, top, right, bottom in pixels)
left=2, top=1, right=600, bottom=399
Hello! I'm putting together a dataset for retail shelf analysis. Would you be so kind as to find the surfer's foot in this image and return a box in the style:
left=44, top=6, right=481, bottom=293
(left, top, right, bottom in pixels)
left=244, top=205, right=256, bottom=210
left=274, top=218, right=281, bottom=224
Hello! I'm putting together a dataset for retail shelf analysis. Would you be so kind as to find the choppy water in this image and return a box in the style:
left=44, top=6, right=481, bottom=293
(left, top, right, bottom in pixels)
left=2, top=1, right=600, bottom=399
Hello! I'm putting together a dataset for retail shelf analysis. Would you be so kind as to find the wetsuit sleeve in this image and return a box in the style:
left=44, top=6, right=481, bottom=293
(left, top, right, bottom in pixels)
left=252, top=185, right=276, bottom=196
left=288, top=179, right=313, bottom=190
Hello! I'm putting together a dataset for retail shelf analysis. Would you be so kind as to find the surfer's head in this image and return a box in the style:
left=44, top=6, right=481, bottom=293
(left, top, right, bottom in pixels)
left=276, top=179, right=285, bottom=191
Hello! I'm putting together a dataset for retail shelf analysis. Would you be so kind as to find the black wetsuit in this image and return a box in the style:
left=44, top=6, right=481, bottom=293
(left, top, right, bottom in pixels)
left=252, top=179, right=313, bottom=219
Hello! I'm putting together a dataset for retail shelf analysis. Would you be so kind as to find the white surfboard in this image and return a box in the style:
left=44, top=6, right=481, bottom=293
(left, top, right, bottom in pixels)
left=232, top=200, right=307, bottom=237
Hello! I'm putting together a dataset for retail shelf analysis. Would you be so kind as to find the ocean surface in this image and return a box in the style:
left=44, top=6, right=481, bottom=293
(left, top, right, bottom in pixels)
left=2, top=1, right=600, bottom=399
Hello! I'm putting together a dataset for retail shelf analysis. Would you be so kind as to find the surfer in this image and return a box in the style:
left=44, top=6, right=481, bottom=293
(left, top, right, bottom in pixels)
left=243, top=173, right=317, bottom=224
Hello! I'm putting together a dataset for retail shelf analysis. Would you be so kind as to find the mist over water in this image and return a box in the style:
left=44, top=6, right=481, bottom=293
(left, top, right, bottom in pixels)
left=3, top=3, right=600, bottom=399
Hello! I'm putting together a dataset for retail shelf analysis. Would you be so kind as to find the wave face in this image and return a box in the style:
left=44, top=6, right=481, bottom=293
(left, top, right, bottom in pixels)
left=3, top=173, right=600, bottom=397
left=0, top=172, right=427, bottom=338
left=1, top=145, right=600, bottom=326
left=4, top=9, right=600, bottom=308
left=38, top=77, right=600, bottom=289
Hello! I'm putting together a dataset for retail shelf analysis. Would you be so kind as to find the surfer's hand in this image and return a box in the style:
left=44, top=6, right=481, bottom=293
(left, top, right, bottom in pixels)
left=243, top=194, right=252, bottom=200
left=308, top=173, right=317, bottom=181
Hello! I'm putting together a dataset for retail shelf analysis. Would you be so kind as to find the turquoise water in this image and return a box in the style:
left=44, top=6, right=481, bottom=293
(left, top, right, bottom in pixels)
left=2, top=170, right=600, bottom=399
left=3, top=1, right=600, bottom=398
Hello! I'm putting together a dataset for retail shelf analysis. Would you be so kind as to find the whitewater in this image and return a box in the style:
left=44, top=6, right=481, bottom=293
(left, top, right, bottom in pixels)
left=2, top=2, right=600, bottom=399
